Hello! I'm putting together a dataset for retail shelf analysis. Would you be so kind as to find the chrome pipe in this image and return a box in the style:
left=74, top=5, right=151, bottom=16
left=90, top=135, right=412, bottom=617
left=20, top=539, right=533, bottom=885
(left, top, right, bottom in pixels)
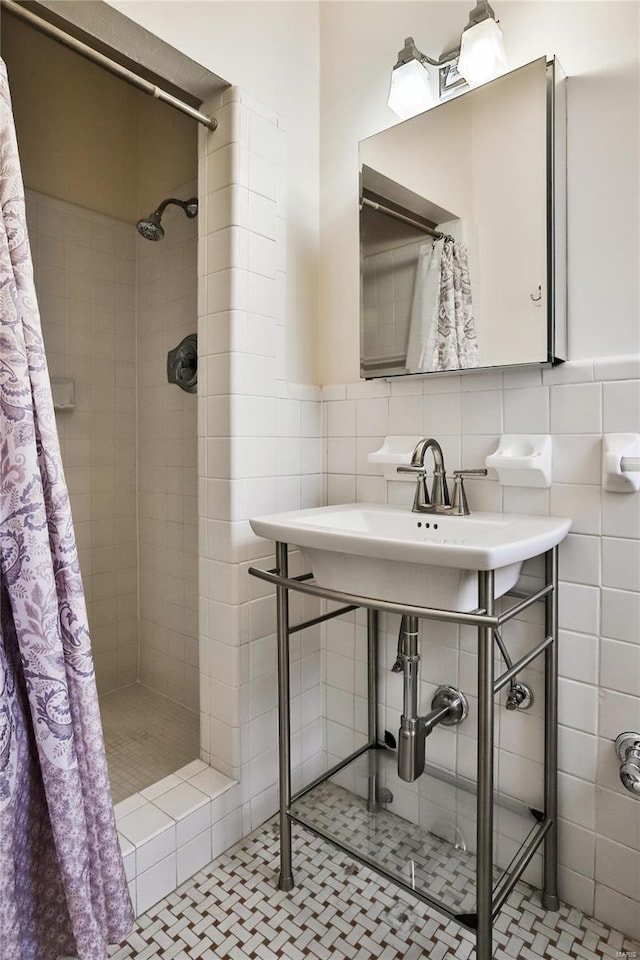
left=476, top=569, right=495, bottom=960
left=398, top=617, right=424, bottom=782
left=275, top=542, right=294, bottom=892
left=492, top=819, right=552, bottom=917
left=290, top=742, right=372, bottom=804
left=494, top=635, right=554, bottom=694
left=288, top=604, right=358, bottom=635
left=496, top=583, right=554, bottom=625
left=367, top=609, right=379, bottom=746
left=367, top=609, right=379, bottom=812
left=2, top=0, right=218, bottom=131
left=542, top=547, right=560, bottom=911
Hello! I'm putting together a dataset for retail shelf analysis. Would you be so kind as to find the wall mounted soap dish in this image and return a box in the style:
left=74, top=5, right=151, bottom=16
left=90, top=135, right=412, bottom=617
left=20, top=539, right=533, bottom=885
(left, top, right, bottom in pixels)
left=602, top=434, right=640, bottom=493
left=485, top=435, right=552, bottom=488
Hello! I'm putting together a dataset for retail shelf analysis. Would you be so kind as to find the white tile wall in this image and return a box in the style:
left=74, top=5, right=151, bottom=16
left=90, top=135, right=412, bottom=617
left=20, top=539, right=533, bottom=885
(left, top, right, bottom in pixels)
left=115, top=759, right=238, bottom=916
left=197, top=88, right=324, bottom=838
left=27, top=190, right=138, bottom=694
left=320, top=356, right=640, bottom=938
left=137, top=183, right=199, bottom=710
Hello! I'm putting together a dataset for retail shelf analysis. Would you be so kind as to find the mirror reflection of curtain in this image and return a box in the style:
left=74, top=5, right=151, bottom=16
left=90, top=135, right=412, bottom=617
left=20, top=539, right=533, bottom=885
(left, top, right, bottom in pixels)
left=406, top=232, right=478, bottom=372
left=405, top=238, right=443, bottom=372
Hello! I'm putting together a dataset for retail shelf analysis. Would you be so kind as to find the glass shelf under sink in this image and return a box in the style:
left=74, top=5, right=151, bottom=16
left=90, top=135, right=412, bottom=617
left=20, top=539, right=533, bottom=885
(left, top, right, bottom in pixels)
left=289, top=746, right=545, bottom=922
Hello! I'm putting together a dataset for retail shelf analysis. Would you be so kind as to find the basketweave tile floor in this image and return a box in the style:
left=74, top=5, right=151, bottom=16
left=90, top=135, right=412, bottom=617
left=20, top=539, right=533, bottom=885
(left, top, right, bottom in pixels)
left=108, top=818, right=640, bottom=960
left=100, top=683, right=200, bottom=804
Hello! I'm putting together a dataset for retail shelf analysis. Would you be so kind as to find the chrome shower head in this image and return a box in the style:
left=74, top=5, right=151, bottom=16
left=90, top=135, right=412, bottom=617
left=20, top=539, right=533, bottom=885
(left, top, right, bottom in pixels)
left=136, top=197, right=198, bottom=241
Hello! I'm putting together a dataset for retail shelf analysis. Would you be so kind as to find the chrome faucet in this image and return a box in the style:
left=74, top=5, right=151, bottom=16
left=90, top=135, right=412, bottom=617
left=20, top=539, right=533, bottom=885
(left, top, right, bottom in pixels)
left=398, top=437, right=487, bottom=516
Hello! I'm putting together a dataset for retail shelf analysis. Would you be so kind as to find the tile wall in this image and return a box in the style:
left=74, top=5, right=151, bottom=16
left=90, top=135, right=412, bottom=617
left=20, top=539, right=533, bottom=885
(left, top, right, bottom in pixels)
left=26, top=189, right=139, bottom=694
left=321, top=356, right=640, bottom=940
left=137, top=185, right=199, bottom=710
left=196, top=89, right=324, bottom=835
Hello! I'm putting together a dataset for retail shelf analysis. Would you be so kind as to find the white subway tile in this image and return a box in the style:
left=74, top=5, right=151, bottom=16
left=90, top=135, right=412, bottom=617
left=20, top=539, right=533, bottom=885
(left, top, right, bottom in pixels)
left=460, top=390, right=502, bottom=435
left=553, top=435, right=602, bottom=484
left=389, top=395, right=423, bottom=435
left=177, top=827, right=213, bottom=885
left=558, top=582, right=599, bottom=635
left=595, top=785, right=640, bottom=850
left=550, top=484, right=601, bottom=536
left=558, top=534, right=601, bottom=585
left=603, top=491, right=640, bottom=540
left=603, top=380, right=640, bottom=433
left=559, top=726, right=598, bottom=782
left=551, top=383, right=602, bottom=434
left=424, top=393, right=461, bottom=435
left=594, top=355, right=640, bottom=381
left=558, top=630, right=598, bottom=684
left=504, top=386, right=550, bottom=434
left=135, top=852, right=177, bottom=915
left=327, top=400, right=356, bottom=437
left=599, top=688, right=640, bottom=741
left=558, top=772, right=595, bottom=829
left=602, top=589, right=640, bottom=644
left=543, top=360, right=595, bottom=385
left=594, top=884, right=640, bottom=941
left=595, top=836, right=640, bottom=898
left=356, top=398, right=388, bottom=437
left=502, top=486, right=549, bottom=516
left=601, top=639, right=640, bottom=697
left=558, top=679, right=598, bottom=735
left=602, top=538, right=640, bottom=591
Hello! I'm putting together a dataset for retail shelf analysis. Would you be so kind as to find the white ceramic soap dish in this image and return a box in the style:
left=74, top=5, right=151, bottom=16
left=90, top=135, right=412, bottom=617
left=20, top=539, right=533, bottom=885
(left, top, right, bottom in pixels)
left=485, top=435, right=552, bottom=488
left=602, top=434, right=640, bottom=493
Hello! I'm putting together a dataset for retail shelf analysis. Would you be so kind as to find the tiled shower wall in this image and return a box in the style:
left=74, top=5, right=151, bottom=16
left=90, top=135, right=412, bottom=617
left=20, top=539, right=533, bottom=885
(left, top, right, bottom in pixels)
left=197, top=89, right=324, bottom=833
left=137, top=184, right=199, bottom=710
left=320, top=357, right=640, bottom=939
left=26, top=189, right=139, bottom=694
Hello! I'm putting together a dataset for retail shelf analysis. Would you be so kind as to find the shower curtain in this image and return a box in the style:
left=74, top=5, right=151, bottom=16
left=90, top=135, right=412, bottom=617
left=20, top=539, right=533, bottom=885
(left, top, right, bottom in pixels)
left=406, top=236, right=478, bottom=372
left=0, top=59, right=133, bottom=960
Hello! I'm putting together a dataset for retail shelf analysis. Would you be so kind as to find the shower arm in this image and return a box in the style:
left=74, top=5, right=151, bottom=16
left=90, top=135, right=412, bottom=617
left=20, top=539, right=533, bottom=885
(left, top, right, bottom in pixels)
left=154, top=198, right=198, bottom=219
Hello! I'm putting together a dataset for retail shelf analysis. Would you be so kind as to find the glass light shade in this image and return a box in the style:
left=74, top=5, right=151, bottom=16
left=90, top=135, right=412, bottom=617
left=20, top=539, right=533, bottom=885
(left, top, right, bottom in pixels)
left=387, top=59, right=434, bottom=120
left=457, top=17, right=507, bottom=87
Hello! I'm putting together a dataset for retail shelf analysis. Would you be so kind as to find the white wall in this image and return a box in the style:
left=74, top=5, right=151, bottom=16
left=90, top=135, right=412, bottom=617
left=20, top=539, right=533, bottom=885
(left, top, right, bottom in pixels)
left=319, top=1, right=640, bottom=383
left=106, top=0, right=320, bottom=387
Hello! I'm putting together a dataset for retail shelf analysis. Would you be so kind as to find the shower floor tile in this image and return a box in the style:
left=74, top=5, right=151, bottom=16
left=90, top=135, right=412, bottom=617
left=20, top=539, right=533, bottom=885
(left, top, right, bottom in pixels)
left=100, top=683, right=199, bottom=804
left=108, top=817, right=639, bottom=960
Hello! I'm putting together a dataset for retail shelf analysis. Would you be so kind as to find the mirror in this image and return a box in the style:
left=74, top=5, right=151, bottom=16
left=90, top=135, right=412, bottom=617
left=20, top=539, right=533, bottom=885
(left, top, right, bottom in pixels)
left=359, top=57, right=566, bottom=379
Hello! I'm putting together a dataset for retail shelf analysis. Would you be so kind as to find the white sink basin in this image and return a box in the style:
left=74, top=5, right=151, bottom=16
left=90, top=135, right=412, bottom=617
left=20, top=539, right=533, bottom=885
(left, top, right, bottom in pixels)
left=250, top=503, right=571, bottom=611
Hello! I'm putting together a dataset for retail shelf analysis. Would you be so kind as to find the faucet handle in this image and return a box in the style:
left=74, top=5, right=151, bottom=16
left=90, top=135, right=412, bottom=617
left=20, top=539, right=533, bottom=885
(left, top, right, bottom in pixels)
left=397, top=465, right=426, bottom=475
left=450, top=469, right=488, bottom=516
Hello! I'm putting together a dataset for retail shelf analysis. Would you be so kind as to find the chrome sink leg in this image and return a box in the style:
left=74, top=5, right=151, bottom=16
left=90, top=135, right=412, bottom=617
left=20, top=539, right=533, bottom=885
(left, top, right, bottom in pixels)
left=542, top=546, right=560, bottom=911
left=477, top=569, right=495, bottom=960
left=276, top=541, right=294, bottom=891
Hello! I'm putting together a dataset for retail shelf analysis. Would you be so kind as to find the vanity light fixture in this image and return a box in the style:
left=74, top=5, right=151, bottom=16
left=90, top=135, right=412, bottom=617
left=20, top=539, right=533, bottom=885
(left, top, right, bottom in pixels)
left=387, top=0, right=507, bottom=119
left=457, top=0, right=507, bottom=86
left=387, top=37, right=435, bottom=120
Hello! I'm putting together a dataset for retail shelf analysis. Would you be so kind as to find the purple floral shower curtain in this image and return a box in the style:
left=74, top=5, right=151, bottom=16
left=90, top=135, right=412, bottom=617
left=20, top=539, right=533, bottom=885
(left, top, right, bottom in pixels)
left=0, top=60, right=133, bottom=960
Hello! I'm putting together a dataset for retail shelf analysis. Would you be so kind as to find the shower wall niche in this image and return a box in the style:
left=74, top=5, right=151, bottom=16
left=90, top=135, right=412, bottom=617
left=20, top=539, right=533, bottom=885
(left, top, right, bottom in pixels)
left=5, top=12, right=200, bottom=716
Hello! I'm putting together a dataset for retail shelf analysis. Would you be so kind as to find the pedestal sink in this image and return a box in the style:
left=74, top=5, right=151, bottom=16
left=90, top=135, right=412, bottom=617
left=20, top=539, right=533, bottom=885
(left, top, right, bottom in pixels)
left=250, top=503, right=571, bottom=611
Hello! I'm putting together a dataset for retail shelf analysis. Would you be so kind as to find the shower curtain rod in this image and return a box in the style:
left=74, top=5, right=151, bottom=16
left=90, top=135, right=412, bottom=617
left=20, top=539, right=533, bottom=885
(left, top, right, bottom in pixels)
left=361, top=196, right=453, bottom=242
left=2, top=0, right=218, bottom=131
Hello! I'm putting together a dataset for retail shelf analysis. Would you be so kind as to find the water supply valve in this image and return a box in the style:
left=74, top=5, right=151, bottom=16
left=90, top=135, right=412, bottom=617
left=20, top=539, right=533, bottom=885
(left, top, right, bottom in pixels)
left=615, top=733, right=640, bottom=797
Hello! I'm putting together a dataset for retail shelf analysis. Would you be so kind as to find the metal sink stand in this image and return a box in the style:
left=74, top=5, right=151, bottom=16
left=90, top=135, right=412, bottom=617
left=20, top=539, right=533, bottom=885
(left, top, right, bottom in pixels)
left=248, top=544, right=559, bottom=960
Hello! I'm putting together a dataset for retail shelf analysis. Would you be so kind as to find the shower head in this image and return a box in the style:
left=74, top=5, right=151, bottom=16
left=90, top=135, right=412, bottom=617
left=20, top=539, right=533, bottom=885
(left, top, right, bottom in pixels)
left=136, top=197, right=198, bottom=241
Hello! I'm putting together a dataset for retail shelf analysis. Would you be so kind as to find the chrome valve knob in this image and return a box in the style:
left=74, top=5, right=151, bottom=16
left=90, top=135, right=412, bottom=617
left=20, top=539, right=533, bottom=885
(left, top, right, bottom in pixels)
left=615, top=733, right=640, bottom=797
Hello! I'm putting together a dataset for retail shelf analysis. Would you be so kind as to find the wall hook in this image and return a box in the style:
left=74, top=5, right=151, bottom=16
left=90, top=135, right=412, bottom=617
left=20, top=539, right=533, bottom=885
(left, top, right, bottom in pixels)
left=530, top=284, right=542, bottom=303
